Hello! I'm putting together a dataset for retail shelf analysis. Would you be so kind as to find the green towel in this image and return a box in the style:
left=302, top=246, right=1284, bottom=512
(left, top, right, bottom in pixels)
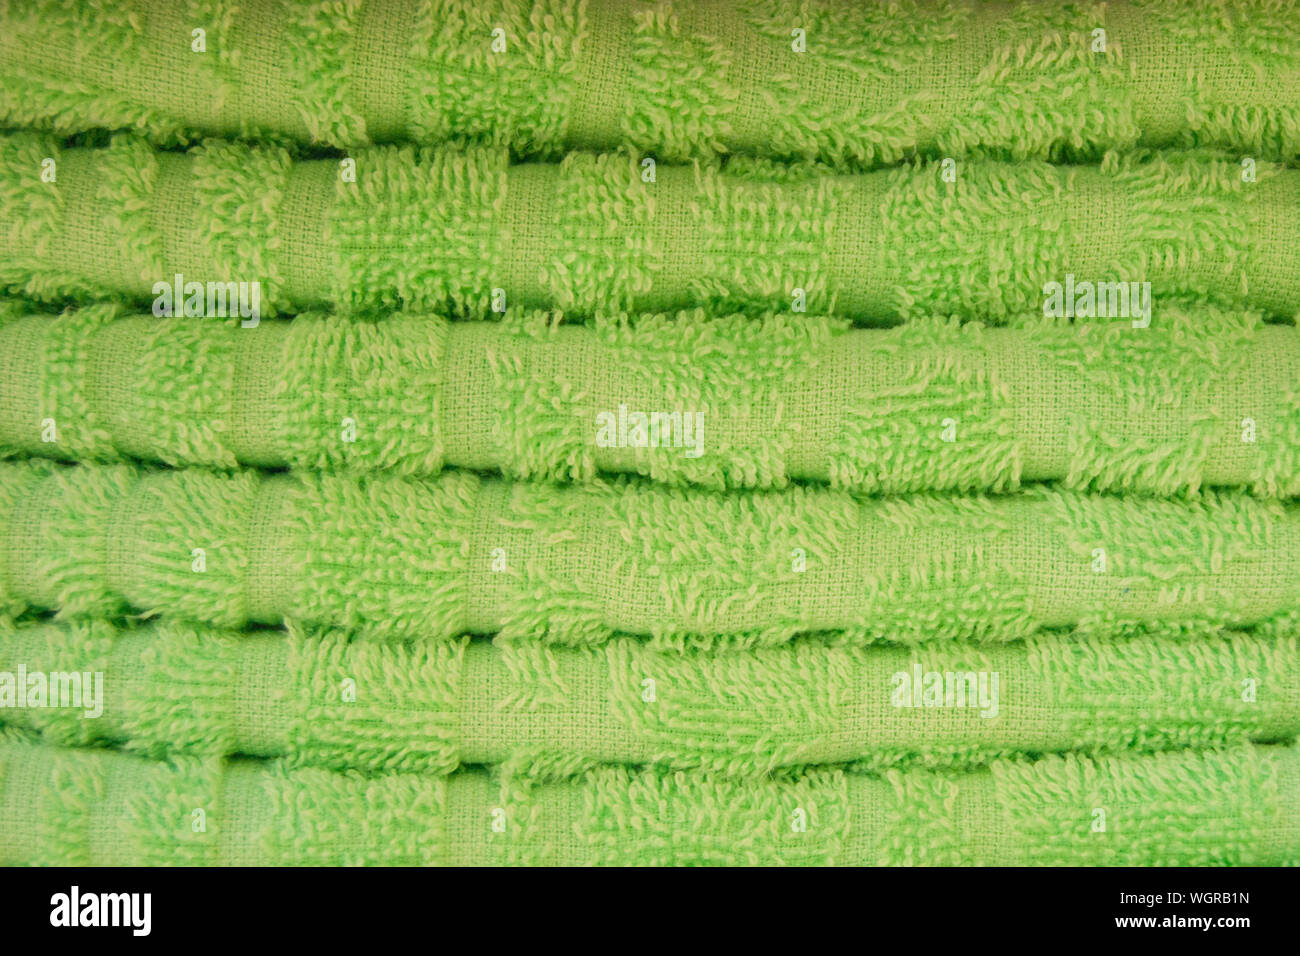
left=1, top=618, right=1294, bottom=775
left=4, top=133, right=1298, bottom=323
left=3, top=303, right=1298, bottom=496
left=2, top=460, right=1297, bottom=643
left=0, top=736, right=1295, bottom=865
left=2, top=0, right=1297, bottom=168
left=2, top=0, right=1298, bottom=870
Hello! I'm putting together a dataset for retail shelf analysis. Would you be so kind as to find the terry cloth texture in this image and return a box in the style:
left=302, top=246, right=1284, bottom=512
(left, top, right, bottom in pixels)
left=3, top=304, right=1300, bottom=496
left=1, top=0, right=1299, bottom=869
left=1, top=0, right=1299, bottom=168
left=3, top=134, right=1300, bottom=323
left=2, top=460, right=1300, bottom=644
left=0, top=736, right=1296, bottom=866
left=0, top=619, right=1296, bottom=776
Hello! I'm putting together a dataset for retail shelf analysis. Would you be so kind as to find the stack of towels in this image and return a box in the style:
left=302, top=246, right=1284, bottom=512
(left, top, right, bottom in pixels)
left=0, top=0, right=1297, bottom=866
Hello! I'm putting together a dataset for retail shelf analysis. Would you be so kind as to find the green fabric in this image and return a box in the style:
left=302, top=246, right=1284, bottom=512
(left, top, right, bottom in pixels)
left=1, top=0, right=1298, bottom=868
left=3, top=304, right=1299, bottom=496
left=0, top=734, right=1295, bottom=865
left=1, top=619, right=1295, bottom=776
left=4, top=133, right=1299, bottom=323
left=2, top=0, right=1298, bottom=168
left=3, top=460, right=1299, bottom=644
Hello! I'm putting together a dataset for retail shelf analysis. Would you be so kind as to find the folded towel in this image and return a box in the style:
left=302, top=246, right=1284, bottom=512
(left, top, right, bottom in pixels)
left=4, top=133, right=1297, bottom=323
left=2, top=460, right=1296, bottom=643
left=4, top=303, right=1298, bottom=496
left=3, top=0, right=1298, bottom=872
left=1, top=618, right=1294, bottom=775
left=0, top=737, right=1294, bottom=865
left=2, top=0, right=1297, bottom=169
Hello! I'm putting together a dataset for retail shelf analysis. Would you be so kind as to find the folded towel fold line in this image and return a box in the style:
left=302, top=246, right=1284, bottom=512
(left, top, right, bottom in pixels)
left=2, top=460, right=1297, bottom=643
left=0, top=617, right=1295, bottom=776
left=0, top=735, right=1294, bottom=865
left=3, top=303, right=1297, bottom=496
